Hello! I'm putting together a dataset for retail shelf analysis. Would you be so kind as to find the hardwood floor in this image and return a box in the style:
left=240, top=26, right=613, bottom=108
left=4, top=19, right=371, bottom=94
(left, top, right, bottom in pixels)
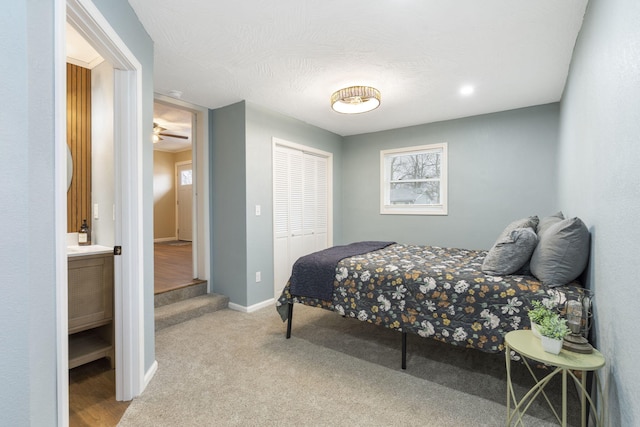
left=69, top=359, right=129, bottom=426
left=69, top=241, right=195, bottom=426
left=154, top=241, right=197, bottom=294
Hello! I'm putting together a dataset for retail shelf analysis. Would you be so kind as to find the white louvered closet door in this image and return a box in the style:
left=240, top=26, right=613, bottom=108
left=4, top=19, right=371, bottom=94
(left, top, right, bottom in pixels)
left=273, top=145, right=329, bottom=298
left=304, top=154, right=328, bottom=253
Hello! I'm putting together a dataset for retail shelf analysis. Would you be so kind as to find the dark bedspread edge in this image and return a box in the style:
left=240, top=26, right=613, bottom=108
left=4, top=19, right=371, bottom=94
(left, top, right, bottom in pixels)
left=288, top=241, right=395, bottom=300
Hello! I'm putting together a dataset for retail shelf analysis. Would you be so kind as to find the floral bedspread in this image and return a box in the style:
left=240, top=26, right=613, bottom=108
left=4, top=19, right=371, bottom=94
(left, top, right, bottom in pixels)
left=276, top=243, right=566, bottom=353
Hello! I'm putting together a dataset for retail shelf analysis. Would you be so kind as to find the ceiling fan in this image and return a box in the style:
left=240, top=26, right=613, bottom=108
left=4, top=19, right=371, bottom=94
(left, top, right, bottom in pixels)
left=153, top=122, right=189, bottom=142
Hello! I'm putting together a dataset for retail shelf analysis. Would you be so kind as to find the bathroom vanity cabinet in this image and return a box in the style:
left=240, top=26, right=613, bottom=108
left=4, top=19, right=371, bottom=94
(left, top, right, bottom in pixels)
left=67, top=248, right=114, bottom=369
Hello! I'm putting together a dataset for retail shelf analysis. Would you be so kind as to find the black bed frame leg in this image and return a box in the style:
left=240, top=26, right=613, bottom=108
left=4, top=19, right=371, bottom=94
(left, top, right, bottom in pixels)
left=286, top=303, right=293, bottom=339
left=402, top=332, right=407, bottom=370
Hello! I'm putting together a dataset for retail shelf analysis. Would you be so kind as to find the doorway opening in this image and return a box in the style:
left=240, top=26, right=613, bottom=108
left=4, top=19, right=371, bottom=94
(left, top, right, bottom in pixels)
left=153, top=102, right=197, bottom=294
left=65, top=21, right=128, bottom=425
left=58, top=1, right=146, bottom=425
left=152, top=97, right=210, bottom=300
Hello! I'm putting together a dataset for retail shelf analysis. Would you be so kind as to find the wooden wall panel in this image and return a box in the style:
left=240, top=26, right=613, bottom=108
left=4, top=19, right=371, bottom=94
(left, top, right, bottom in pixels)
left=67, top=63, right=92, bottom=233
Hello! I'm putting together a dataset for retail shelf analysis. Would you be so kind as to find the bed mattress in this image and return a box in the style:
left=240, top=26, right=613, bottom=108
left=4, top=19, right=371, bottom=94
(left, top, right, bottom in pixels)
left=277, top=243, right=570, bottom=353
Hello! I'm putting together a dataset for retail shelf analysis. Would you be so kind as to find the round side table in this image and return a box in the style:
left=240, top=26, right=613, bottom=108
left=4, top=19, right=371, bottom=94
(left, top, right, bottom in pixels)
left=504, top=330, right=606, bottom=427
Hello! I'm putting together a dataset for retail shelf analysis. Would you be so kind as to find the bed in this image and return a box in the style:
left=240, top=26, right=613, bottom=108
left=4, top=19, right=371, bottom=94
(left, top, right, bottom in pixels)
left=276, top=214, right=590, bottom=365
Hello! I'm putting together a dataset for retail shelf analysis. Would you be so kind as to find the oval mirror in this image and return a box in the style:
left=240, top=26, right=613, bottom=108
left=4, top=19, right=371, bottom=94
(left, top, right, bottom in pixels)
left=67, top=145, right=73, bottom=191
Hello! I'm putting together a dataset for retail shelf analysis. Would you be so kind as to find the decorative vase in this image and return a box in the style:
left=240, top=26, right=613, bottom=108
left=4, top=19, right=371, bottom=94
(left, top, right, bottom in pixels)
left=541, top=336, right=563, bottom=355
left=530, top=321, right=542, bottom=339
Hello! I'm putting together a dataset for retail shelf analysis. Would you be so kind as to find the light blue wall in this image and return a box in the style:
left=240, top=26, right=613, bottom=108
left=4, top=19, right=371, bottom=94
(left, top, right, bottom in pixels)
left=91, top=0, right=156, bottom=373
left=557, top=0, right=640, bottom=424
left=218, top=102, right=554, bottom=305
left=210, top=101, right=343, bottom=307
left=342, top=104, right=560, bottom=250
left=210, top=102, right=248, bottom=304
left=245, top=102, right=343, bottom=306
left=1, top=2, right=57, bottom=424
left=0, top=1, right=153, bottom=424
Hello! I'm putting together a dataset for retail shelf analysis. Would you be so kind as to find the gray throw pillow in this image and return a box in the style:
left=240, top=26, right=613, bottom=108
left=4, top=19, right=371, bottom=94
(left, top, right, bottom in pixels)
left=537, top=211, right=564, bottom=238
left=495, top=216, right=540, bottom=242
left=530, top=217, right=590, bottom=287
left=482, top=227, right=538, bottom=275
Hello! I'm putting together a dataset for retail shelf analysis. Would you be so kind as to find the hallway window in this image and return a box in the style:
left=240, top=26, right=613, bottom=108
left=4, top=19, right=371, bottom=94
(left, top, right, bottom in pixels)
left=180, top=169, right=192, bottom=186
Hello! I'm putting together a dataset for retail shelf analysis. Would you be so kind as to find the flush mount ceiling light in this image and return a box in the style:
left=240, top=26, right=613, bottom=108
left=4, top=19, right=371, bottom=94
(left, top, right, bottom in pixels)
left=330, top=86, right=381, bottom=114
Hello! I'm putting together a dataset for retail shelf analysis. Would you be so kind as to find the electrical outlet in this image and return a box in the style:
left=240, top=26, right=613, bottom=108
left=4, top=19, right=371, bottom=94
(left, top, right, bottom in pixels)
left=255, top=205, right=261, bottom=216
left=255, top=271, right=261, bottom=282
left=94, top=203, right=99, bottom=219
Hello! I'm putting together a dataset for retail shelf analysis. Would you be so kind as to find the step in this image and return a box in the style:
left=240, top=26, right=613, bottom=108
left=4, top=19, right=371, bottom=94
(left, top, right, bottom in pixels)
left=155, top=293, right=229, bottom=331
left=155, top=281, right=207, bottom=308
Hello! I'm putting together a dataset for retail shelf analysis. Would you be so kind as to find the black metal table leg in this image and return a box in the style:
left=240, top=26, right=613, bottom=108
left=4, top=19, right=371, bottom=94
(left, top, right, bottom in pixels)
left=402, top=332, right=407, bottom=370
left=286, top=303, right=293, bottom=339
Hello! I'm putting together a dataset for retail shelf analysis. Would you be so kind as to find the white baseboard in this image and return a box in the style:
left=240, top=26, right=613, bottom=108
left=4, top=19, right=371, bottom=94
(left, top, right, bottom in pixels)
left=154, top=237, right=177, bottom=242
left=228, top=298, right=275, bottom=313
left=143, top=360, right=158, bottom=392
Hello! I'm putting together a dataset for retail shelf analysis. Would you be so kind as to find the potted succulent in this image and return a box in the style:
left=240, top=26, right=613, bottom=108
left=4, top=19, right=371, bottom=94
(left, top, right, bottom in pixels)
left=527, top=300, right=555, bottom=339
left=538, top=314, right=570, bottom=355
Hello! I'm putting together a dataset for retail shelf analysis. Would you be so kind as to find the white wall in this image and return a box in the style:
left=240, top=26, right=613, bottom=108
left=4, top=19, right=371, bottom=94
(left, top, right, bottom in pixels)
left=91, top=60, right=115, bottom=247
left=558, top=0, right=640, bottom=424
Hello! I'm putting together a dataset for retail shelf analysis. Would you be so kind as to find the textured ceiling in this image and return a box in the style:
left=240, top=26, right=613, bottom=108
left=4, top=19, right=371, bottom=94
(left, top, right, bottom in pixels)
left=66, top=22, right=103, bottom=69
left=65, top=24, right=191, bottom=152
left=130, top=0, right=588, bottom=136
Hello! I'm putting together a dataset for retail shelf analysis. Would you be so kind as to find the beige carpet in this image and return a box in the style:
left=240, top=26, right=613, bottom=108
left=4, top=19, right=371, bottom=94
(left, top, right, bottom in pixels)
left=118, top=304, right=580, bottom=426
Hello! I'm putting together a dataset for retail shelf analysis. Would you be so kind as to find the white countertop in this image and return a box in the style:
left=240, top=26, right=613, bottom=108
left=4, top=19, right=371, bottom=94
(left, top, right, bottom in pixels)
left=67, top=245, right=113, bottom=258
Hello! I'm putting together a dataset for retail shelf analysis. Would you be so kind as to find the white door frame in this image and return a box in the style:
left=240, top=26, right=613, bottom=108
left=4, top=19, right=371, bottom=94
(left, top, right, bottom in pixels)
left=155, top=94, right=210, bottom=285
left=56, top=0, right=147, bottom=424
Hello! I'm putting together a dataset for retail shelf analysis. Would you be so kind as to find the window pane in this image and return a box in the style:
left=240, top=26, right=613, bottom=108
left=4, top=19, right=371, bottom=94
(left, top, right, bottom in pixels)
left=381, top=142, right=447, bottom=215
left=390, top=153, right=440, bottom=181
left=180, top=169, right=192, bottom=186
left=390, top=181, right=440, bottom=205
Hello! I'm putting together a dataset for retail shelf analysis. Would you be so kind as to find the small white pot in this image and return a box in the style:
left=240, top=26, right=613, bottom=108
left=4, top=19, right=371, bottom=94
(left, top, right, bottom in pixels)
left=530, top=321, right=541, bottom=339
left=541, top=336, right=563, bottom=355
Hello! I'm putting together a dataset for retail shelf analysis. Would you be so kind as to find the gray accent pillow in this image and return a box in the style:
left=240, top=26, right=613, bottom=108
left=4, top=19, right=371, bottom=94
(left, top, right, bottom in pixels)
left=530, top=217, right=590, bottom=287
left=495, top=216, right=540, bottom=241
left=482, top=227, right=538, bottom=275
left=537, top=211, right=564, bottom=238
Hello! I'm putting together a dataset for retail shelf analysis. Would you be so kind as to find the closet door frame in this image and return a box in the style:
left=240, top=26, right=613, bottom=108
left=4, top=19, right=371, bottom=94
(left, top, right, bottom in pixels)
left=272, top=137, right=333, bottom=298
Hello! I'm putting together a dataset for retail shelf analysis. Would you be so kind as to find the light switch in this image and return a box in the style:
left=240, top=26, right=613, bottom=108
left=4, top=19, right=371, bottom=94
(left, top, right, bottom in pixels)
left=93, top=203, right=99, bottom=220
left=255, top=205, right=261, bottom=216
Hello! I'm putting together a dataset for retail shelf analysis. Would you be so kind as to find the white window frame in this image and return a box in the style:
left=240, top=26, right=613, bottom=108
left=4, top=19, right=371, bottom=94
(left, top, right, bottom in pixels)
left=380, top=142, right=448, bottom=215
